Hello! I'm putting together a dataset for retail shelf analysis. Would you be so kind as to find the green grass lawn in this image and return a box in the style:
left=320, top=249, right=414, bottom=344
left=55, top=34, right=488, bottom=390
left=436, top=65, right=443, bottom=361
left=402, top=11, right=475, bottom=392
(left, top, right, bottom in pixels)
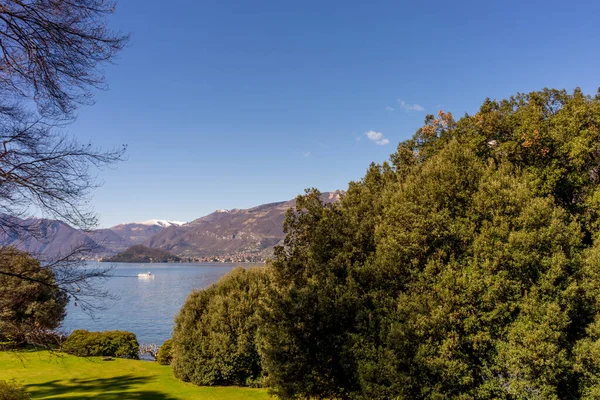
left=0, top=351, right=270, bottom=399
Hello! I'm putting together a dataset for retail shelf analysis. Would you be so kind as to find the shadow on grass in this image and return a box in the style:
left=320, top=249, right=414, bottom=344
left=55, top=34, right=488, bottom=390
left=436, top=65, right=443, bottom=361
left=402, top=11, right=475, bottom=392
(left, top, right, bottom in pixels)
left=26, top=374, right=177, bottom=399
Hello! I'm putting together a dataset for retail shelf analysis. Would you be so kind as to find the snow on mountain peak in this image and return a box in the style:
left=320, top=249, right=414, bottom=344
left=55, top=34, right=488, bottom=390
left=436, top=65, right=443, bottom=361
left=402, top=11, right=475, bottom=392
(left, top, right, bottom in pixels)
left=139, top=219, right=185, bottom=227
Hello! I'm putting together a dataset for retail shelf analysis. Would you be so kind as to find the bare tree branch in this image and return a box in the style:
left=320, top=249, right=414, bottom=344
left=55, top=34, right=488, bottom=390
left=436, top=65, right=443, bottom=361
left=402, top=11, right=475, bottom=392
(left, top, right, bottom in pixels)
left=0, top=106, right=126, bottom=230
left=0, top=0, right=129, bottom=119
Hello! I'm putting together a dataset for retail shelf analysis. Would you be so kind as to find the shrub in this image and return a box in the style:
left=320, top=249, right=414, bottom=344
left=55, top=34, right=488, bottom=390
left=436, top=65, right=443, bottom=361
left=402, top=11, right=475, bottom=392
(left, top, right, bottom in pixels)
left=0, top=380, right=30, bottom=400
left=157, top=339, right=172, bottom=365
left=103, top=331, right=139, bottom=359
left=62, top=330, right=139, bottom=359
left=172, top=267, right=268, bottom=386
left=61, top=330, right=101, bottom=357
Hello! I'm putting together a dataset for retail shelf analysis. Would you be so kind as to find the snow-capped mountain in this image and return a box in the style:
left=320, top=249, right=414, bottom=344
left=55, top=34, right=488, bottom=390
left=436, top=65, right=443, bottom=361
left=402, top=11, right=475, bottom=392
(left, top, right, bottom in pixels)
left=103, top=220, right=186, bottom=250
left=138, top=219, right=186, bottom=228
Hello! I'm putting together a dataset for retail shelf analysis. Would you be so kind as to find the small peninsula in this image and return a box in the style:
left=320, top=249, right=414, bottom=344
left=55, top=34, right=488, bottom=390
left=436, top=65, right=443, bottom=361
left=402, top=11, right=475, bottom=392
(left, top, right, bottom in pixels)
left=103, top=245, right=181, bottom=263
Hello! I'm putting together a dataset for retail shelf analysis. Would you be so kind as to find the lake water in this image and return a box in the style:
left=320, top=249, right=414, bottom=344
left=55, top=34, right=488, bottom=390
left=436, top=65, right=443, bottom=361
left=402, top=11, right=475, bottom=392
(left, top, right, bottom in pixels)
left=61, top=262, right=259, bottom=345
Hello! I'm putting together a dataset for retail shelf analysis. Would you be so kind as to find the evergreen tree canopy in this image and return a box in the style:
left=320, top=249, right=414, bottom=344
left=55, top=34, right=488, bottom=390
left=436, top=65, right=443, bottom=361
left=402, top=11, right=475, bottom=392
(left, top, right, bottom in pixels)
left=259, top=88, right=600, bottom=399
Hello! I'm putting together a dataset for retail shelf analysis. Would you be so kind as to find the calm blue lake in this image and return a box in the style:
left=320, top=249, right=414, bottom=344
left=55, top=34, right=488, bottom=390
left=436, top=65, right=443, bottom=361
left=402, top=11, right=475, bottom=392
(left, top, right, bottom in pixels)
left=61, top=262, right=259, bottom=345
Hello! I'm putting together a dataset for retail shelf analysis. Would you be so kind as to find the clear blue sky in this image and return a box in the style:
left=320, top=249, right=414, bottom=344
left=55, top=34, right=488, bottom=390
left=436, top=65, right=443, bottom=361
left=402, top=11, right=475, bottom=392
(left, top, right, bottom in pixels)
left=70, top=0, right=600, bottom=227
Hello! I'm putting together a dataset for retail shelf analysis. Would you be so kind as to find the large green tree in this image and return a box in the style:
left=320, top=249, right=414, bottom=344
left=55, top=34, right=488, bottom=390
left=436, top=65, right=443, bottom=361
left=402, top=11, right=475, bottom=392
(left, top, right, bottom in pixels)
left=0, top=247, right=68, bottom=346
left=259, top=88, right=600, bottom=399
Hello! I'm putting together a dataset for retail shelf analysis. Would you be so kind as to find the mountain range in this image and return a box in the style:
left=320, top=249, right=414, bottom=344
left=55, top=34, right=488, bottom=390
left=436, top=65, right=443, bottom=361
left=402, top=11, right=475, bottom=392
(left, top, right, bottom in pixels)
left=0, top=191, right=343, bottom=261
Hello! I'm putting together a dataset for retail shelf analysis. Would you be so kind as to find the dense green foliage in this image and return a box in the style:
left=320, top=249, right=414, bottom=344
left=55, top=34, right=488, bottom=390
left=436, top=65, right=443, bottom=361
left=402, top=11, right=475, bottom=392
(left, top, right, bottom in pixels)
left=172, top=267, right=269, bottom=387
left=0, top=380, right=30, bottom=400
left=258, top=88, right=600, bottom=399
left=62, top=330, right=139, bottom=359
left=104, top=245, right=181, bottom=263
left=157, top=339, right=173, bottom=365
left=0, top=247, right=67, bottom=346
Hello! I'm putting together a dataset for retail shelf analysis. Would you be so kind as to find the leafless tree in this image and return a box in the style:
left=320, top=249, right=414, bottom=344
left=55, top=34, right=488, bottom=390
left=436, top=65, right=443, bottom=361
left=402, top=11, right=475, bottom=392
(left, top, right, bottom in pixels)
left=0, top=0, right=129, bottom=224
left=0, top=0, right=129, bottom=328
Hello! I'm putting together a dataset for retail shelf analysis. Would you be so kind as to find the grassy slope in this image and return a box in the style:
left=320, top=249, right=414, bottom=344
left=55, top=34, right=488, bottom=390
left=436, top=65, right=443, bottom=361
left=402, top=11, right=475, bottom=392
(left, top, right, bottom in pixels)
left=0, top=351, right=270, bottom=399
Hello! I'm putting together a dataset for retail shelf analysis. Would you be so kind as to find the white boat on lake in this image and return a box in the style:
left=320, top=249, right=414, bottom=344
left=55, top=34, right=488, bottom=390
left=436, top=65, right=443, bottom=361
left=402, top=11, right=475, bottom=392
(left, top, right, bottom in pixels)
left=137, top=271, right=154, bottom=279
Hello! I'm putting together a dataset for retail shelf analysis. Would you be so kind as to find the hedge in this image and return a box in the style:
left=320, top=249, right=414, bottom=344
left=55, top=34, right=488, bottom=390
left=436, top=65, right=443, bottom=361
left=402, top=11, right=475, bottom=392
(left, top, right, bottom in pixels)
left=62, top=330, right=139, bottom=359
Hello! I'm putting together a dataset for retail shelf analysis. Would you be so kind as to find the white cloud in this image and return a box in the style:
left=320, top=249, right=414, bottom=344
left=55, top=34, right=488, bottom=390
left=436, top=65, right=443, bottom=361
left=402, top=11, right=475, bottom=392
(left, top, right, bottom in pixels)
left=303, top=151, right=311, bottom=157
left=398, top=99, right=424, bottom=112
left=384, top=106, right=395, bottom=112
left=364, top=130, right=390, bottom=145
